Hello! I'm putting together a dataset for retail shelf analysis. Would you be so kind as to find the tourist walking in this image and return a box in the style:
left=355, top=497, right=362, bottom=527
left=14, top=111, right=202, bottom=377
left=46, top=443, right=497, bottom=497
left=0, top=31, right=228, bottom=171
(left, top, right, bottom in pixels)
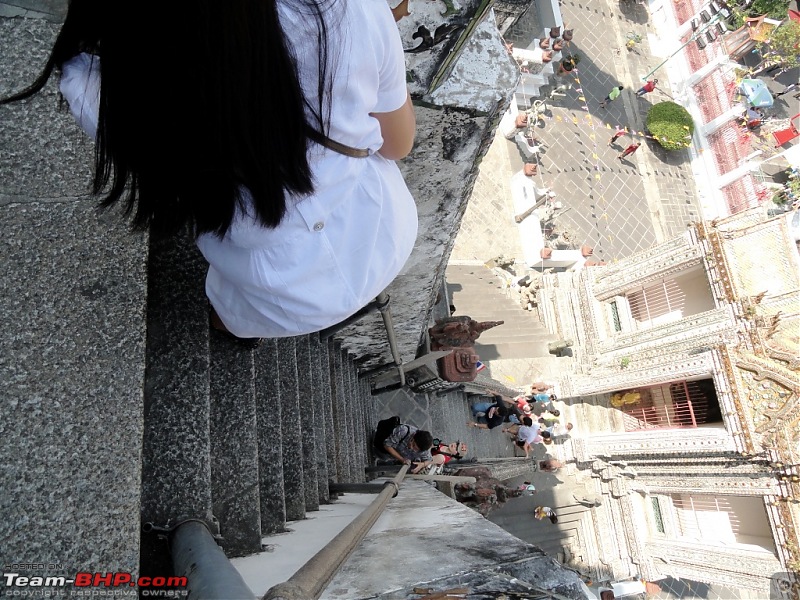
left=635, top=79, right=658, bottom=97
left=599, top=85, right=623, bottom=108
left=534, top=506, right=558, bottom=524
left=618, top=142, right=641, bottom=160
left=608, top=128, right=626, bottom=147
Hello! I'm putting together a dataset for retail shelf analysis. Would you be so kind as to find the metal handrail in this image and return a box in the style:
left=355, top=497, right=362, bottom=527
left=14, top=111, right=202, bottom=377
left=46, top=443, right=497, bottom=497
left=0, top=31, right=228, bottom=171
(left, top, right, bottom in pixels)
left=263, top=465, right=409, bottom=600
left=171, top=520, right=256, bottom=600
left=372, top=292, right=406, bottom=387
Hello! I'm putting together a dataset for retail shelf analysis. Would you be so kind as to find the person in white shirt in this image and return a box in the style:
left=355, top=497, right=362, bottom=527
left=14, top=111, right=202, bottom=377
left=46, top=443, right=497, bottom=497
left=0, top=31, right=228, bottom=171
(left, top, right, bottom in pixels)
left=2, top=0, right=418, bottom=343
left=539, top=417, right=574, bottom=438
left=503, top=417, right=542, bottom=458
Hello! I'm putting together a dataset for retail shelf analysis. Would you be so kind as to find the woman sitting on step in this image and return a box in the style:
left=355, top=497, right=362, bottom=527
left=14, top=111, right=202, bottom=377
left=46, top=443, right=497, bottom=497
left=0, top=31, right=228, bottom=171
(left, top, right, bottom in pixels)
left=430, top=441, right=470, bottom=465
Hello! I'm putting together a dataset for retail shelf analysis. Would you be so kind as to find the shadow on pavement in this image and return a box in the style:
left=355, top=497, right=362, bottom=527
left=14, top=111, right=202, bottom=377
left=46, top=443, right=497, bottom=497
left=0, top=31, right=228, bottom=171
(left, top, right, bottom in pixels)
left=644, top=135, right=692, bottom=166
left=613, top=0, right=650, bottom=25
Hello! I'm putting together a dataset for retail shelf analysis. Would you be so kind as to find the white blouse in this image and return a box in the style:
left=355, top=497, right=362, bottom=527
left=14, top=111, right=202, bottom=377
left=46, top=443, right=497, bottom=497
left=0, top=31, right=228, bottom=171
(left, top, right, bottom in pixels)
left=60, top=0, right=418, bottom=338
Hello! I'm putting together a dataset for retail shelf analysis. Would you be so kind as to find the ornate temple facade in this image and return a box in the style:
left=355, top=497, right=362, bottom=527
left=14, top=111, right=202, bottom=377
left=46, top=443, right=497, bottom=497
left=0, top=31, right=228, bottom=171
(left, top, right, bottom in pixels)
left=537, top=207, right=799, bottom=597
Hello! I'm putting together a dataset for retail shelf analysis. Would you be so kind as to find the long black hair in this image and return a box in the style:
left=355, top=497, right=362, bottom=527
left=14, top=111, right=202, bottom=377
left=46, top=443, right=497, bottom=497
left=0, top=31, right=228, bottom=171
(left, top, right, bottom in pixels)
left=1, top=0, right=336, bottom=238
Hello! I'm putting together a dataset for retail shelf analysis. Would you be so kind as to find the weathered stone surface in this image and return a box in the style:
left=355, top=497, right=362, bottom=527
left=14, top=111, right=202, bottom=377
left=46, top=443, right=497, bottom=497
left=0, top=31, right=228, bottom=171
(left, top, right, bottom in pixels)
left=1, top=7, right=147, bottom=580
left=0, top=194, right=147, bottom=577
left=428, top=14, right=519, bottom=112
left=0, top=0, right=63, bottom=20
left=333, top=4, right=518, bottom=368
left=323, top=480, right=586, bottom=599
left=0, top=18, right=90, bottom=204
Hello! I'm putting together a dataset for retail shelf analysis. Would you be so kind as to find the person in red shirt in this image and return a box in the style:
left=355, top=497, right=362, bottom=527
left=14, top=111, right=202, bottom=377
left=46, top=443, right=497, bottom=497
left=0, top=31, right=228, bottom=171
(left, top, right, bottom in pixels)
left=618, top=142, right=641, bottom=160
left=635, top=79, right=658, bottom=97
left=608, top=127, right=626, bottom=147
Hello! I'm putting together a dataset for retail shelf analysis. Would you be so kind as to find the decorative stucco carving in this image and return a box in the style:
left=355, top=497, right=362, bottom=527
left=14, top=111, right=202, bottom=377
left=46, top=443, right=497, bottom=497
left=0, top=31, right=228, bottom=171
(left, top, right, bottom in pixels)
left=644, top=539, right=781, bottom=593
left=597, top=307, right=733, bottom=359
left=644, top=477, right=780, bottom=496
left=540, top=211, right=800, bottom=585
left=583, top=427, right=736, bottom=457
left=568, top=351, right=716, bottom=396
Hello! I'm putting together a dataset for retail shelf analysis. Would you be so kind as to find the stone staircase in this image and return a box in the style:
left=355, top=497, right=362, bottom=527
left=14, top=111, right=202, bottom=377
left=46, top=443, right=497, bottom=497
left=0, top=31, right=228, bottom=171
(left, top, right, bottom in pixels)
left=138, top=239, right=568, bottom=581
left=487, top=456, right=599, bottom=570
left=1, top=3, right=596, bottom=596
left=446, top=264, right=559, bottom=362
left=137, top=237, right=382, bottom=576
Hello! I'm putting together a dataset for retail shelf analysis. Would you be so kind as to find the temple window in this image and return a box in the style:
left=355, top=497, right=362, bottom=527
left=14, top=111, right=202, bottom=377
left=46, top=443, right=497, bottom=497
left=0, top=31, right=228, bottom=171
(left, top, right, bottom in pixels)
left=622, top=267, right=715, bottom=331
left=670, top=494, right=777, bottom=554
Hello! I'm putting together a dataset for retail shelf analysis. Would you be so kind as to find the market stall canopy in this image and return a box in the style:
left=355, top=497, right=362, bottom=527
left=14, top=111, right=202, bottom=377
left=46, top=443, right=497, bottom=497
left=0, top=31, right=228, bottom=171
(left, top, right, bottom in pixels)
left=741, top=78, right=774, bottom=108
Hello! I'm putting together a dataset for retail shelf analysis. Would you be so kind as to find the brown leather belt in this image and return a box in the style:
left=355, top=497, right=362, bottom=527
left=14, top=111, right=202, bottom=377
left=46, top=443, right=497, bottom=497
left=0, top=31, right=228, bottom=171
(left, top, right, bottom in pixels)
left=307, top=127, right=369, bottom=158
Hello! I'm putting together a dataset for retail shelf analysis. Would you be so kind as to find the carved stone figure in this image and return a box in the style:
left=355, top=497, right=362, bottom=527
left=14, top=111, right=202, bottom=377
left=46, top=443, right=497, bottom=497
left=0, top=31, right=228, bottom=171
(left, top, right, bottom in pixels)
left=429, top=316, right=504, bottom=349
left=452, top=466, right=522, bottom=516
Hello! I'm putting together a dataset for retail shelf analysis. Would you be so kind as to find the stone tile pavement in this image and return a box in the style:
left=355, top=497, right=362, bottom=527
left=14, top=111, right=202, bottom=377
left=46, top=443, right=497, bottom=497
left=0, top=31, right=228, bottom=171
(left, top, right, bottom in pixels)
left=479, top=0, right=704, bottom=263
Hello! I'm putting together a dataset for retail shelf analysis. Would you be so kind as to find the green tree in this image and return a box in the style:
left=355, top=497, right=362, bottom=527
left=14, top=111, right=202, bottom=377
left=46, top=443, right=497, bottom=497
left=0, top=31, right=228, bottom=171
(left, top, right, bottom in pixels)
left=646, top=102, right=695, bottom=151
left=729, top=0, right=788, bottom=34
left=746, top=0, right=791, bottom=20
left=760, top=20, right=800, bottom=70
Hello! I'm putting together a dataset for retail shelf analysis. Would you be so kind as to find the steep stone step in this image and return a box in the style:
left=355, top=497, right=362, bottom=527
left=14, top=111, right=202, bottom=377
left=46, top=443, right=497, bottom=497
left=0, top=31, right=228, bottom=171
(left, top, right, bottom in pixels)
left=348, top=355, right=368, bottom=483
left=278, top=338, right=306, bottom=522
left=478, top=325, right=552, bottom=338
left=330, top=341, right=351, bottom=482
left=310, top=334, right=331, bottom=504
left=343, top=351, right=362, bottom=483
left=479, top=331, right=555, bottom=345
left=475, top=341, right=559, bottom=360
left=209, top=333, right=261, bottom=557
left=140, top=237, right=213, bottom=578
left=255, top=339, right=286, bottom=534
left=361, top=377, right=377, bottom=450
left=318, top=339, right=338, bottom=486
left=296, top=335, right=320, bottom=512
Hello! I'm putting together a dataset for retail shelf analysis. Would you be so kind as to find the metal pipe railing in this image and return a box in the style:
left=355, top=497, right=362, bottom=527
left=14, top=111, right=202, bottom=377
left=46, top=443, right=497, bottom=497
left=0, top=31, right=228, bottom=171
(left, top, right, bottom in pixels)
left=329, top=481, right=399, bottom=495
left=263, top=465, right=409, bottom=600
left=372, top=292, right=406, bottom=387
left=170, top=520, right=256, bottom=600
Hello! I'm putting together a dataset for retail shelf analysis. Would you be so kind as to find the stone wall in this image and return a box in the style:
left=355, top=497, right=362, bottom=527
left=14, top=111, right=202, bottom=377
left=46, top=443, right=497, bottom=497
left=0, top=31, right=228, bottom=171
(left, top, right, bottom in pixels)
left=337, top=2, right=520, bottom=366
left=324, top=480, right=587, bottom=599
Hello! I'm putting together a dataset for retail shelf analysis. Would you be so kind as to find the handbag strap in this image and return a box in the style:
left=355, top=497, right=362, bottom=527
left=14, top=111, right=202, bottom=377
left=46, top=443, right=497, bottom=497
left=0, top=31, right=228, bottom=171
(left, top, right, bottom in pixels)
left=307, top=127, right=370, bottom=158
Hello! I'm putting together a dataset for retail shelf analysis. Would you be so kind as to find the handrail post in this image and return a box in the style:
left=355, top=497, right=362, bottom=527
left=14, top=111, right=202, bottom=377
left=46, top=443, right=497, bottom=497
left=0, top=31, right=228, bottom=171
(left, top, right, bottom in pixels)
left=373, top=292, right=405, bottom=387
left=264, top=465, right=409, bottom=600
left=317, top=291, right=406, bottom=388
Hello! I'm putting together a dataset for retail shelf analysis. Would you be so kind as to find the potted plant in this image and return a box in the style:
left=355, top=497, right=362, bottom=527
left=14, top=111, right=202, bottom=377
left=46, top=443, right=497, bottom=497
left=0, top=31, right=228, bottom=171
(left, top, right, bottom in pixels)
left=558, top=53, right=580, bottom=75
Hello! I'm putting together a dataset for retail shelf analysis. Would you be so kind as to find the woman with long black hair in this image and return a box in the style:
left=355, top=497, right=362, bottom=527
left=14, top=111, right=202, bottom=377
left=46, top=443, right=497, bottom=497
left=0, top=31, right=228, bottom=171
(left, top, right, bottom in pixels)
left=2, top=0, right=418, bottom=341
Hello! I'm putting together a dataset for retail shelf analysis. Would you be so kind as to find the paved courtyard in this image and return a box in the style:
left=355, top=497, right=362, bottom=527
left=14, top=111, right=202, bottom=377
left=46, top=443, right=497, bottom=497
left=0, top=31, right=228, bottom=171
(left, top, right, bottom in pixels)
left=450, top=4, right=771, bottom=599
left=453, top=0, right=702, bottom=264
